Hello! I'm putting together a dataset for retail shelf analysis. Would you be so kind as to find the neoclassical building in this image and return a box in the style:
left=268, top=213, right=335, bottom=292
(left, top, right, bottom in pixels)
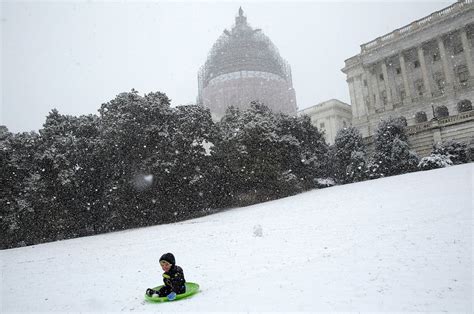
left=342, top=0, right=474, bottom=156
left=298, top=99, right=352, bottom=145
left=197, top=8, right=297, bottom=120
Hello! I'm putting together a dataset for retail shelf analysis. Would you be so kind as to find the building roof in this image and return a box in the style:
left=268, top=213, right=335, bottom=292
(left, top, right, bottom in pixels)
left=342, top=0, right=473, bottom=73
left=298, top=99, right=351, bottom=115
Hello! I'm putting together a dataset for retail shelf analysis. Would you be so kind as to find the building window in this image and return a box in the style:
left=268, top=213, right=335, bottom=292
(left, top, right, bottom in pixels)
left=379, top=73, right=384, bottom=81
left=453, top=38, right=464, bottom=55
left=453, top=44, right=464, bottom=54
left=381, top=90, right=387, bottom=105
left=363, top=79, right=368, bottom=87
left=432, top=52, right=440, bottom=62
left=396, top=67, right=401, bottom=75
left=433, top=72, right=445, bottom=92
left=343, top=121, right=347, bottom=128
left=435, top=105, right=449, bottom=118
left=456, top=65, right=469, bottom=84
left=364, top=96, right=370, bottom=107
left=399, top=87, right=406, bottom=101
left=467, top=26, right=474, bottom=45
left=415, top=79, right=424, bottom=96
left=414, top=60, right=420, bottom=68
left=320, top=122, right=325, bottom=130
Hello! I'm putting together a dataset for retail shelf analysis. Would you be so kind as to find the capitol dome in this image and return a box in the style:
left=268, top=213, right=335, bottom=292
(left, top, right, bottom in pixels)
left=197, top=8, right=297, bottom=120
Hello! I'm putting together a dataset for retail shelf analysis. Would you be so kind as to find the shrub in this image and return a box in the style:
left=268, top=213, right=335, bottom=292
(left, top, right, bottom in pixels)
left=369, top=116, right=418, bottom=178
left=332, top=126, right=365, bottom=184
left=418, top=154, right=452, bottom=171
left=399, top=116, right=408, bottom=126
left=346, top=150, right=368, bottom=182
left=432, top=140, right=468, bottom=164
left=468, top=145, right=474, bottom=162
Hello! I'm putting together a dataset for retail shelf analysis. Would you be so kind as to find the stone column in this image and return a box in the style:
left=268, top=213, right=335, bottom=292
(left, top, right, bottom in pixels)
left=460, top=28, right=474, bottom=77
left=399, top=52, right=412, bottom=101
left=354, top=75, right=368, bottom=117
left=386, top=58, right=399, bottom=105
left=437, top=36, right=454, bottom=87
left=417, top=45, right=432, bottom=97
left=363, top=69, right=375, bottom=115
left=381, top=61, right=393, bottom=109
left=329, top=115, right=336, bottom=144
left=347, top=77, right=359, bottom=118
left=370, top=66, right=381, bottom=110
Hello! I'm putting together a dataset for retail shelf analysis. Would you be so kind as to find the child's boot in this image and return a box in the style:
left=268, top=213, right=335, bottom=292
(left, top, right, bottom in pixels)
left=146, top=288, right=155, bottom=297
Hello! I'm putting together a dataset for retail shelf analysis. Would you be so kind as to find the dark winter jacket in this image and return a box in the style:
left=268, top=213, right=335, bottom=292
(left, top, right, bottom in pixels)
left=162, top=265, right=186, bottom=294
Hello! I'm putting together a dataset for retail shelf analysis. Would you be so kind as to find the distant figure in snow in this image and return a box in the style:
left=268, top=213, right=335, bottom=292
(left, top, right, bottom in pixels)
left=146, top=253, right=186, bottom=300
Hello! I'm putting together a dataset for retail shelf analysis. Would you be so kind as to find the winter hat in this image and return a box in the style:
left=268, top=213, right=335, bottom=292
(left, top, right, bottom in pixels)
left=160, top=253, right=175, bottom=265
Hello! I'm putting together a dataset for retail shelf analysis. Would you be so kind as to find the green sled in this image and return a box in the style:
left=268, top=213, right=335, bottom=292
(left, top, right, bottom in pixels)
left=144, top=282, right=200, bottom=303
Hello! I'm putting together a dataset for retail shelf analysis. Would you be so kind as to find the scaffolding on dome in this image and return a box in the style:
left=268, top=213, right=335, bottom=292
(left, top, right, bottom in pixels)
left=197, top=8, right=293, bottom=104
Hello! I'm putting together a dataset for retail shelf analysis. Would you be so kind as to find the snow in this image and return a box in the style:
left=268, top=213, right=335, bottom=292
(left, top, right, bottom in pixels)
left=1, top=163, right=472, bottom=312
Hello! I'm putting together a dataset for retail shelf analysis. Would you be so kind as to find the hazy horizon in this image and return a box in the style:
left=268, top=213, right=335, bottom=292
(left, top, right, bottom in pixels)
left=1, top=0, right=451, bottom=133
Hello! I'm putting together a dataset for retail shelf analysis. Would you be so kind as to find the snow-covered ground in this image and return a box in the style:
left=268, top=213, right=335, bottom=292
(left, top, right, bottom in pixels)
left=1, top=164, right=472, bottom=312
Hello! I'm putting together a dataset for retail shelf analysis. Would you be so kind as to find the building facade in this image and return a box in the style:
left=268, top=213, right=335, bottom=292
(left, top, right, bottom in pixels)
left=298, top=99, right=352, bottom=145
left=342, top=0, right=474, bottom=156
left=197, top=8, right=297, bottom=121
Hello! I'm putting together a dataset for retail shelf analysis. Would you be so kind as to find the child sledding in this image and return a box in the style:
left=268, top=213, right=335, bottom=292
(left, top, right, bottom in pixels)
left=145, top=253, right=199, bottom=303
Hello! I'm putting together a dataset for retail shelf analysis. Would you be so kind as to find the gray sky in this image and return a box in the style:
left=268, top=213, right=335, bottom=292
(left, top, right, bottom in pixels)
left=1, top=0, right=450, bottom=133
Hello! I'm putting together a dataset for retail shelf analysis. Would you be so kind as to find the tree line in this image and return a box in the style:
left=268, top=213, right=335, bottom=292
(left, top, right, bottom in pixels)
left=1, top=90, right=471, bottom=249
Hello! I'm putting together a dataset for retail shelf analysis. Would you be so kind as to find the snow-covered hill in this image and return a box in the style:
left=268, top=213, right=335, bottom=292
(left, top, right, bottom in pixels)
left=2, top=164, right=472, bottom=312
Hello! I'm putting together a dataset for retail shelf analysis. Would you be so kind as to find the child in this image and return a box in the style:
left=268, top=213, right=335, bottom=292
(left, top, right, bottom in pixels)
left=146, top=253, right=186, bottom=300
